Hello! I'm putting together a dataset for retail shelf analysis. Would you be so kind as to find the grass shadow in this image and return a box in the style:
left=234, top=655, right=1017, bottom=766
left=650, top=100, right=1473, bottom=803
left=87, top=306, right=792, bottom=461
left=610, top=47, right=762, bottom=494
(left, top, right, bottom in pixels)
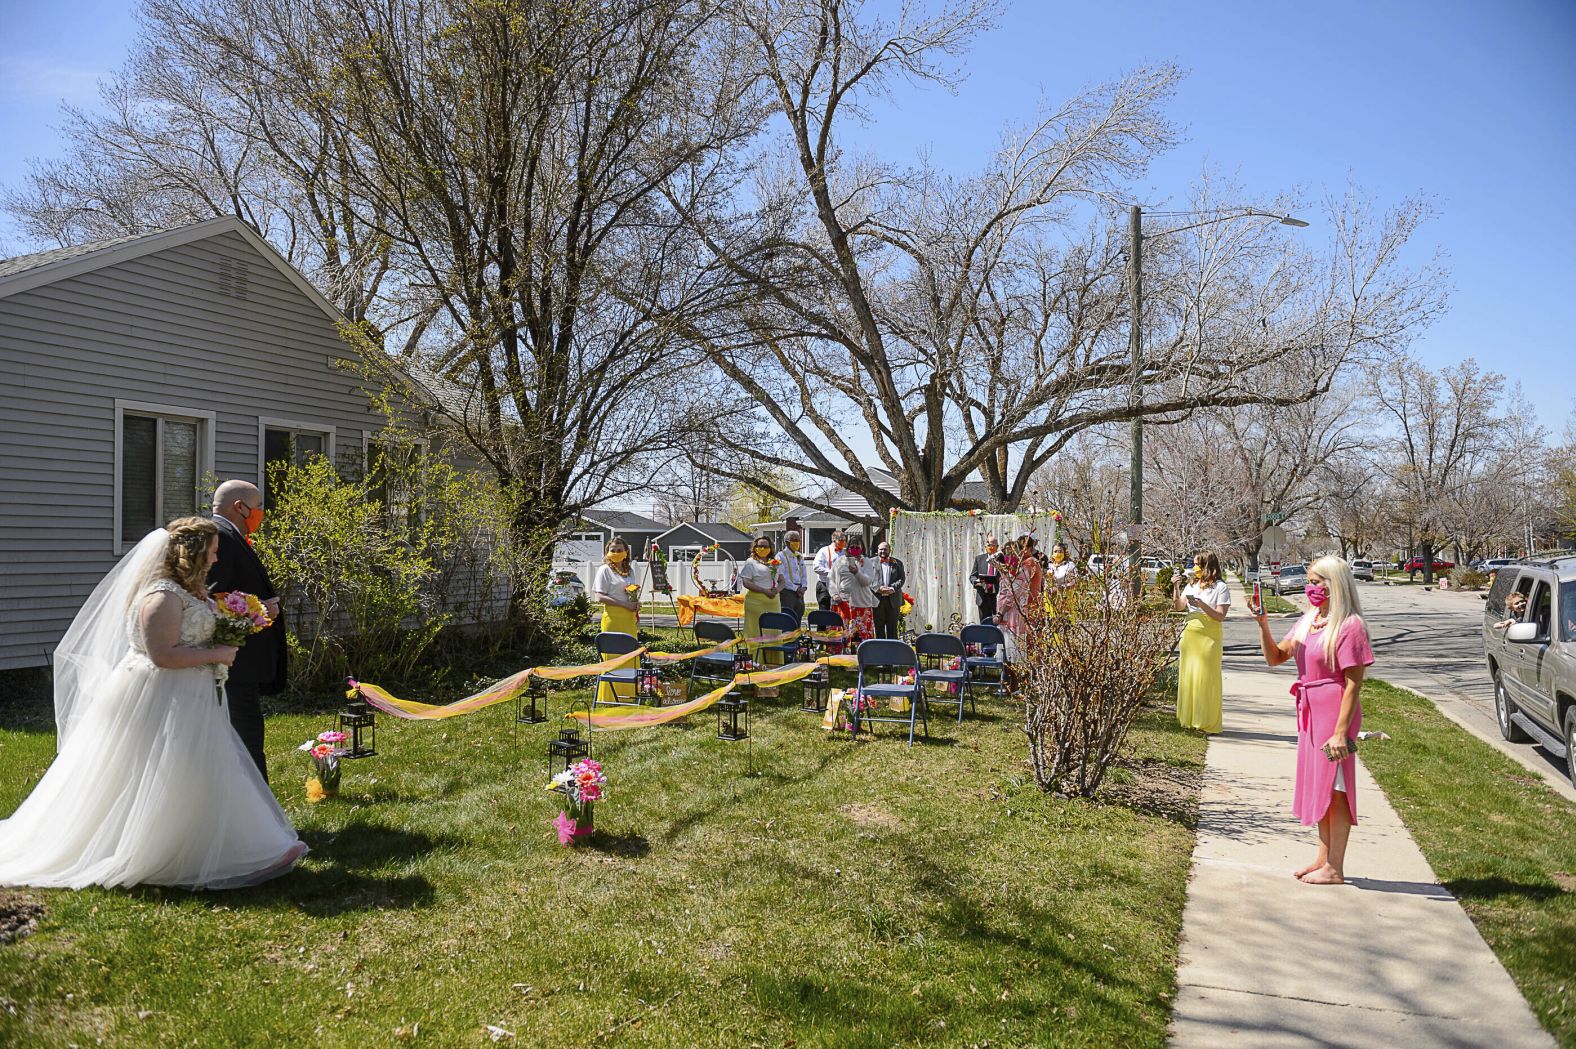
left=1445, top=876, right=1569, bottom=904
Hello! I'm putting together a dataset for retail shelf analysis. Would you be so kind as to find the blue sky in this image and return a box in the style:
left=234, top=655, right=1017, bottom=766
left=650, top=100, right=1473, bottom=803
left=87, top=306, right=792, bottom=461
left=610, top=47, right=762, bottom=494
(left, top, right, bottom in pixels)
left=2, top=0, right=1574, bottom=433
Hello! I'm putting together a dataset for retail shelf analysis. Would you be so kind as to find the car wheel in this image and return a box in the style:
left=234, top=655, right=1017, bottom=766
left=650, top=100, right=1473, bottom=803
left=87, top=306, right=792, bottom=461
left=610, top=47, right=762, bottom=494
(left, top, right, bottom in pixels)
left=1495, top=671, right=1531, bottom=743
left=1566, top=708, right=1576, bottom=792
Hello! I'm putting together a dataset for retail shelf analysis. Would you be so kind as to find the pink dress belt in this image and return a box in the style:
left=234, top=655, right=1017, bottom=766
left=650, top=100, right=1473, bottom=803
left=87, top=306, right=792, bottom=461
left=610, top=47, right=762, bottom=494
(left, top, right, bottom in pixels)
left=1290, top=677, right=1340, bottom=734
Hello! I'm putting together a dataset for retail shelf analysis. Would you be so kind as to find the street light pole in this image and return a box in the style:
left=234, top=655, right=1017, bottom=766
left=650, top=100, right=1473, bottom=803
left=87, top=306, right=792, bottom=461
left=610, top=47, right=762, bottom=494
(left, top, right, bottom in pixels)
left=1128, top=204, right=1144, bottom=581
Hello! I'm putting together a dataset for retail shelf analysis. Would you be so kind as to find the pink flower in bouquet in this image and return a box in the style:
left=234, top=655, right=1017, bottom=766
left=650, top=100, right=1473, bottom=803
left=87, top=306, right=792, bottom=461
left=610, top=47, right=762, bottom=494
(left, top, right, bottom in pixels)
left=310, top=743, right=336, bottom=759
left=581, top=783, right=602, bottom=802
left=223, top=592, right=249, bottom=614
left=317, top=730, right=347, bottom=745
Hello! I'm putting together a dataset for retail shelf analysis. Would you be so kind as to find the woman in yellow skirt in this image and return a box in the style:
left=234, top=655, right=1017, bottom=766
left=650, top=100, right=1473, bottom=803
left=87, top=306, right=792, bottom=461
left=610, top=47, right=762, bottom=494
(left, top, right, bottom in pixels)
left=736, top=534, right=783, bottom=664
left=593, top=538, right=640, bottom=704
left=1172, top=550, right=1231, bottom=733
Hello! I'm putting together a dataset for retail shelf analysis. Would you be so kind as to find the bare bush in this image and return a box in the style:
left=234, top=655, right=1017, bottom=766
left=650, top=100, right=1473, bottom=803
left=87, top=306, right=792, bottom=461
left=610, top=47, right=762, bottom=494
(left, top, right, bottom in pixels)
left=1017, top=541, right=1181, bottom=798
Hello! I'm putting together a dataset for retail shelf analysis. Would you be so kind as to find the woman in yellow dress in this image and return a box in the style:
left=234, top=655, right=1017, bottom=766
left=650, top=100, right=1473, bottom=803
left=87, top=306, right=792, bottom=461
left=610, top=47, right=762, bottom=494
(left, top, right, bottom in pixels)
left=736, top=534, right=783, bottom=664
left=1172, top=550, right=1230, bottom=733
left=593, top=538, right=640, bottom=703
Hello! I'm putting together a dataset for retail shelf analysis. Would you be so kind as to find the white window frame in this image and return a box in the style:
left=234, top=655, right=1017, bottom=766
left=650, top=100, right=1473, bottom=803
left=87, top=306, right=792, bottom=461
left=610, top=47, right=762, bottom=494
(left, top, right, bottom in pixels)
left=360, top=432, right=431, bottom=474
left=113, top=399, right=217, bottom=555
left=257, top=417, right=337, bottom=502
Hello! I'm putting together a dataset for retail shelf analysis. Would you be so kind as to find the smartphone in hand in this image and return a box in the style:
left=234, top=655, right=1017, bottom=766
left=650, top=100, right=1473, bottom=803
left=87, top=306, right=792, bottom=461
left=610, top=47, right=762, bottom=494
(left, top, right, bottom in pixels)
left=1251, top=579, right=1263, bottom=615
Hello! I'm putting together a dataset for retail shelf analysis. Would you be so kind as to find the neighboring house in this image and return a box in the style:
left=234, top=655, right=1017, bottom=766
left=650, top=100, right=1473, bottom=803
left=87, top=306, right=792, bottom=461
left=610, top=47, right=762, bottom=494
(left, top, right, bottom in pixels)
left=0, top=217, right=447, bottom=671
left=652, top=521, right=753, bottom=565
left=752, top=469, right=993, bottom=551
left=554, top=509, right=666, bottom=563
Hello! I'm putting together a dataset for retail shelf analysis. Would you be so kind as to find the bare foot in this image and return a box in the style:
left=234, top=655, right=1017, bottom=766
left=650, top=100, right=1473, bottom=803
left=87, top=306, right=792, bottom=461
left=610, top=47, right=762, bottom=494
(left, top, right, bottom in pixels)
left=1298, top=864, right=1345, bottom=885
left=1293, top=853, right=1328, bottom=879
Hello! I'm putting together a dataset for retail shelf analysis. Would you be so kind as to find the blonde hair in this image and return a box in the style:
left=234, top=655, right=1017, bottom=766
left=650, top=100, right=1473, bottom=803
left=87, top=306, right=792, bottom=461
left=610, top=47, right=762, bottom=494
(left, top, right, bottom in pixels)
left=162, top=517, right=218, bottom=595
left=1309, top=554, right=1363, bottom=666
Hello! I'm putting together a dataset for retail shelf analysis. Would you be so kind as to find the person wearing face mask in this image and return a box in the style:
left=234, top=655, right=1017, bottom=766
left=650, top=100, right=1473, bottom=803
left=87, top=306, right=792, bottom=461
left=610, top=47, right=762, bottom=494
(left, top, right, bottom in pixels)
left=593, top=537, right=641, bottom=704
left=208, top=479, right=286, bottom=782
left=832, top=540, right=879, bottom=641
left=813, top=530, right=848, bottom=612
left=872, top=541, right=907, bottom=639
left=1248, top=555, right=1373, bottom=886
left=777, top=529, right=809, bottom=623
left=738, top=534, right=784, bottom=661
left=1047, top=541, right=1078, bottom=594
left=1171, top=550, right=1230, bottom=734
left=969, top=534, right=1002, bottom=625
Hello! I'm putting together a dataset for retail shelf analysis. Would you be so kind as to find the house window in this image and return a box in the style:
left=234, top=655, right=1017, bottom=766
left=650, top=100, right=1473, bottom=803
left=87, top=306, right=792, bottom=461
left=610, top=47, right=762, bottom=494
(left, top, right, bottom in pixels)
left=365, top=439, right=428, bottom=531
left=259, top=420, right=335, bottom=507
left=116, top=401, right=214, bottom=551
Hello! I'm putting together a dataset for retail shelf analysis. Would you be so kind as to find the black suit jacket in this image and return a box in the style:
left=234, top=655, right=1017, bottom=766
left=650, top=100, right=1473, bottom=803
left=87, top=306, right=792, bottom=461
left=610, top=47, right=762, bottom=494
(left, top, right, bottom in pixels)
left=970, top=553, right=1000, bottom=595
left=208, top=516, right=288, bottom=694
left=875, top=557, right=907, bottom=601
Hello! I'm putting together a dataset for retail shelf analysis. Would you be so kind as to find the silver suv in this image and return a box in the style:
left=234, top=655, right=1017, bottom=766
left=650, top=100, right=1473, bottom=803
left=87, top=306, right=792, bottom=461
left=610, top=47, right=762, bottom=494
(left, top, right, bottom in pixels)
left=1483, top=554, right=1576, bottom=787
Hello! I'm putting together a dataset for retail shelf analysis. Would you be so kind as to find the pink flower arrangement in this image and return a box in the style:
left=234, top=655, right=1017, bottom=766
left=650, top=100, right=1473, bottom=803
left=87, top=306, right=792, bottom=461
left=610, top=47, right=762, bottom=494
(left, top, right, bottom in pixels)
left=547, top=758, right=605, bottom=845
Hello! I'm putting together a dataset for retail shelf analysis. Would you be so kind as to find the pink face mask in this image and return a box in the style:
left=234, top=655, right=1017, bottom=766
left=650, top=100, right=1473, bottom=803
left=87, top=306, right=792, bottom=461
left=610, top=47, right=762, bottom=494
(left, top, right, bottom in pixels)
left=1305, top=583, right=1329, bottom=607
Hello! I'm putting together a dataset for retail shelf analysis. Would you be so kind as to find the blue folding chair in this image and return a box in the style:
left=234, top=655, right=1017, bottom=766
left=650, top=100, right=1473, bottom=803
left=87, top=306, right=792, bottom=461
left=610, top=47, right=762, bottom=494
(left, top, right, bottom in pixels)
left=756, top=610, right=799, bottom=668
left=959, top=623, right=1007, bottom=695
left=688, top=620, right=738, bottom=699
left=591, top=631, right=642, bottom=711
left=852, top=639, right=926, bottom=745
left=806, top=609, right=845, bottom=655
left=915, top=632, right=973, bottom=723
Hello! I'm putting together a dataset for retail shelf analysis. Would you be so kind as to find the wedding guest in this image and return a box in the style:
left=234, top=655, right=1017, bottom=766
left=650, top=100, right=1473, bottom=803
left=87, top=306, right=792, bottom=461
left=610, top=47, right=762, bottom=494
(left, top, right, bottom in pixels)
left=738, top=534, right=784, bottom=660
left=969, top=534, right=1002, bottom=624
left=813, top=529, right=848, bottom=612
left=209, top=479, right=285, bottom=782
left=1249, top=555, right=1373, bottom=885
left=998, top=536, right=1044, bottom=649
left=1048, top=540, right=1078, bottom=592
left=0, top=519, right=306, bottom=890
left=593, top=537, right=640, bottom=703
left=778, top=529, right=809, bottom=623
left=833, top=540, right=879, bottom=641
left=1172, top=551, right=1230, bottom=734
left=873, top=540, right=907, bottom=638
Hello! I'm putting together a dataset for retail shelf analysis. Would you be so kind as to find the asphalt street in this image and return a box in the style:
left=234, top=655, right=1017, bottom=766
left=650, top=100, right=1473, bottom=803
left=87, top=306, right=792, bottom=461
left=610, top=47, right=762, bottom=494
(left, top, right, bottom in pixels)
left=1221, top=578, right=1576, bottom=802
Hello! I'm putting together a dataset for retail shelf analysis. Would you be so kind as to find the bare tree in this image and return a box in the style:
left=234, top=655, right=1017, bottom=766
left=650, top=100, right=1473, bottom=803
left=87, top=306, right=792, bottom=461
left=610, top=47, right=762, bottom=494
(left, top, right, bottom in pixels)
left=659, top=0, right=1444, bottom=523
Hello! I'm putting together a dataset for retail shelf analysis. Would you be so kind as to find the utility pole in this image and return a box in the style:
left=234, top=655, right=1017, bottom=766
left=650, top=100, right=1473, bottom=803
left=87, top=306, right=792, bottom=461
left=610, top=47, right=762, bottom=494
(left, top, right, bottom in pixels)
left=1128, top=204, right=1144, bottom=587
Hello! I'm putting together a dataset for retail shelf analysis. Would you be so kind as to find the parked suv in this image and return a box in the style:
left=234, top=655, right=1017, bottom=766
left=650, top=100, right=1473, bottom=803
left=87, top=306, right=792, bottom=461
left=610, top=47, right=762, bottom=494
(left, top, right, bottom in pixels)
left=1482, top=554, right=1576, bottom=788
left=1272, top=564, right=1308, bottom=596
left=1351, top=559, right=1375, bottom=581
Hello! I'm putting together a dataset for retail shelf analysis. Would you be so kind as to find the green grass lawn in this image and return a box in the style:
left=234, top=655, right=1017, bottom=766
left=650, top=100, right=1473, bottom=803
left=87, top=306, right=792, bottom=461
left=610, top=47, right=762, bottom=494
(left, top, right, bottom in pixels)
left=0, top=653, right=1204, bottom=1048
left=1360, top=680, right=1576, bottom=1047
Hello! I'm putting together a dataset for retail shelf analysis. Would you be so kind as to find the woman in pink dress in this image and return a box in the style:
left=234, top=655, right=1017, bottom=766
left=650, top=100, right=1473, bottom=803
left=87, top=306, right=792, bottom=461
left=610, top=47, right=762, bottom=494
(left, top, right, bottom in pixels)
left=1248, top=555, right=1373, bottom=885
left=997, top=535, right=1044, bottom=642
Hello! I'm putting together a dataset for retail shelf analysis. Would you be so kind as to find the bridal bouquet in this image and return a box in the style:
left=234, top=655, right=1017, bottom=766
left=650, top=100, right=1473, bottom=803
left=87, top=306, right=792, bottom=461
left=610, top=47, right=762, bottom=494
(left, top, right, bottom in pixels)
left=210, top=591, right=272, bottom=686
left=299, top=730, right=347, bottom=803
left=546, top=758, right=605, bottom=845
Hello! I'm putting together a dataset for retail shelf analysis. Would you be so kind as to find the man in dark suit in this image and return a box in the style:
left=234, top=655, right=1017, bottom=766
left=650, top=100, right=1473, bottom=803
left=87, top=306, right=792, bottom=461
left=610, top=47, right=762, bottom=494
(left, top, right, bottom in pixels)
left=872, top=540, right=907, bottom=638
left=208, top=479, right=287, bottom=782
left=969, top=534, right=1001, bottom=624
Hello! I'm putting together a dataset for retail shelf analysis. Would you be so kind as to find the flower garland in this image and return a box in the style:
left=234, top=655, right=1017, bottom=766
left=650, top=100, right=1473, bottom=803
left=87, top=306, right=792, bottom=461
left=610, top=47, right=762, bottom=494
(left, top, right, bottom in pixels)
left=690, top=542, right=737, bottom=596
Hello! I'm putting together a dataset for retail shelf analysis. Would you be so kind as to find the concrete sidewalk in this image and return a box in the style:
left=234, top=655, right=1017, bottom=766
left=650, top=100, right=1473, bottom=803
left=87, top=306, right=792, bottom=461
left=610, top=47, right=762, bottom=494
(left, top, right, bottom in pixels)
left=1168, top=654, right=1554, bottom=1048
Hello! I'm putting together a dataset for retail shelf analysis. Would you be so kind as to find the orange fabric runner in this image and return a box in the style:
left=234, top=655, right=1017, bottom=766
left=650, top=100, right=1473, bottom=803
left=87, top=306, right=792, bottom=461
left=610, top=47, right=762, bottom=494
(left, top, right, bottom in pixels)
left=676, top=593, right=746, bottom=625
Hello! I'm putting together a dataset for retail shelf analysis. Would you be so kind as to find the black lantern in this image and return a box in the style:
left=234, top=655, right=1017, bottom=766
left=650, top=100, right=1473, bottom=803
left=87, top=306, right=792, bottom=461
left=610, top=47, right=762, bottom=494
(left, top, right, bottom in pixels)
left=338, top=698, right=377, bottom=759
left=515, top=677, right=548, bottom=725
left=547, top=728, right=591, bottom=787
left=800, top=665, right=830, bottom=713
left=794, top=635, right=815, bottom=665
left=637, top=667, right=663, bottom=705
left=716, top=695, right=749, bottom=740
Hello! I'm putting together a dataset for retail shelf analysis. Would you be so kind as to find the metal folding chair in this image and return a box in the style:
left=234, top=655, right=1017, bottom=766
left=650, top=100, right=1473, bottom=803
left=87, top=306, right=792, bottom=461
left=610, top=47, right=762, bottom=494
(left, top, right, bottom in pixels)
left=591, top=631, right=642, bottom=711
left=688, top=620, right=738, bottom=699
left=852, top=638, right=926, bottom=745
left=756, top=610, right=799, bottom=668
left=915, top=631, right=973, bottom=723
left=959, top=623, right=1007, bottom=695
left=806, top=609, right=845, bottom=656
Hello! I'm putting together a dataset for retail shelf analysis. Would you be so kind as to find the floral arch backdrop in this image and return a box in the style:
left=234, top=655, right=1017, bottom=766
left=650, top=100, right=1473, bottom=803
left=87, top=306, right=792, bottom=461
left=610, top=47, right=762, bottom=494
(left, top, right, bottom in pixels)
left=888, top=511, right=1059, bottom=631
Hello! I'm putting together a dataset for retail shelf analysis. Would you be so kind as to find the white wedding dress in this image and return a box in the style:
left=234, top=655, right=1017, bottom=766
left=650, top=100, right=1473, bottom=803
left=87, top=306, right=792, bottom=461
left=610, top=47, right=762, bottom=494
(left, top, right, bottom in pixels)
left=0, top=532, right=306, bottom=890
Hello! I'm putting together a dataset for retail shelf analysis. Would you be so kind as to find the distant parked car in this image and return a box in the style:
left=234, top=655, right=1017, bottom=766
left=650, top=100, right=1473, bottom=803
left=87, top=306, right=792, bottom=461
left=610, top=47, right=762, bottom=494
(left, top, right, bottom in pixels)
left=549, top=570, right=587, bottom=607
left=1273, top=564, right=1309, bottom=596
left=1483, top=558, right=1517, bottom=575
left=1403, top=556, right=1455, bottom=577
left=1351, top=559, right=1375, bottom=581
left=1482, top=554, right=1576, bottom=788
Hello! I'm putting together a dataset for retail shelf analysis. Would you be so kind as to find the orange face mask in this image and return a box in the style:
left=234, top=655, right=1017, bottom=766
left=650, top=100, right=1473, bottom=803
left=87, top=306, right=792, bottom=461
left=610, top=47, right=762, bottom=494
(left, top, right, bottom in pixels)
left=242, top=504, right=264, bottom=535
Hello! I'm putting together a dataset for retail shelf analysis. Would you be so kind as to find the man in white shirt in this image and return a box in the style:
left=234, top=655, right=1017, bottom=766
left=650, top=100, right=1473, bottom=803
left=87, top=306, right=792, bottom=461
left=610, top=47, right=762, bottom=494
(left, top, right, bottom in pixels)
left=813, top=529, right=847, bottom=612
left=778, top=529, right=810, bottom=623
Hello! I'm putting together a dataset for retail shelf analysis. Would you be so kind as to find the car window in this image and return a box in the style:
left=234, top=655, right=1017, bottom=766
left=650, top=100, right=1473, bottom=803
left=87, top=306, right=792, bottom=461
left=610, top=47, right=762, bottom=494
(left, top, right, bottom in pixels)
left=1486, top=567, right=1520, bottom=615
left=1529, top=582, right=1553, bottom=639
left=1561, top=582, right=1576, bottom=642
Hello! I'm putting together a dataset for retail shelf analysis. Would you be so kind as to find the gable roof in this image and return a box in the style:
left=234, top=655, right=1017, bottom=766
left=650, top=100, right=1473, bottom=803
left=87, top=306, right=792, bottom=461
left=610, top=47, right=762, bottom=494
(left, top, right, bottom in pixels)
left=653, top=520, right=752, bottom=545
left=583, top=509, right=665, bottom=533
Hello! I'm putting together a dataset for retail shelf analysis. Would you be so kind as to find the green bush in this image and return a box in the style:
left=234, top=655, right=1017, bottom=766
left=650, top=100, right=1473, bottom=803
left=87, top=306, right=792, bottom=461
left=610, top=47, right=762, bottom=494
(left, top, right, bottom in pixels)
left=1449, top=566, right=1489, bottom=591
left=1155, top=566, right=1174, bottom=594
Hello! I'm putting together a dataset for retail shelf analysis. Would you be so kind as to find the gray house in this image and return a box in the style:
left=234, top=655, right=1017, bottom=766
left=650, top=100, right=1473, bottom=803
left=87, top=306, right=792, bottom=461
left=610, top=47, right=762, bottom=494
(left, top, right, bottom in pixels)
left=652, top=521, right=753, bottom=564
left=555, top=509, right=667, bottom=562
left=0, top=217, right=440, bottom=671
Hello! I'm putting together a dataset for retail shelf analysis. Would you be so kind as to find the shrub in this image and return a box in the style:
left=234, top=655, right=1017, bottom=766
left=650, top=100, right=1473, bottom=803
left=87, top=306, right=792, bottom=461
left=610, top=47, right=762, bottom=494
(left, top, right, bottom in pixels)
left=1154, top=565, right=1174, bottom=595
left=1449, top=566, right=1489, bottom=591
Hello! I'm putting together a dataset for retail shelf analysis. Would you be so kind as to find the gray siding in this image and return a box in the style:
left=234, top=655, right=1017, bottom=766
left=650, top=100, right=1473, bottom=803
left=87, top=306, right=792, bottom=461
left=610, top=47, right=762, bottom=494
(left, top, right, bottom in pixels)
left=0, top=230, right=417, bottom=670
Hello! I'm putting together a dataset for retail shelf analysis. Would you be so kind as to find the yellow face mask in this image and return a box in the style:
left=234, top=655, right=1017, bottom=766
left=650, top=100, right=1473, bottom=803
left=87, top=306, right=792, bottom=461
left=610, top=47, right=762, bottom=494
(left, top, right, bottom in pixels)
left=1192, top=566, right=1203, bottom=581
left=609, top=551, right=628, bottom=563
left=1051, top=551, right=1065, bottom=563
left=787, top=538, right=801, bottom=550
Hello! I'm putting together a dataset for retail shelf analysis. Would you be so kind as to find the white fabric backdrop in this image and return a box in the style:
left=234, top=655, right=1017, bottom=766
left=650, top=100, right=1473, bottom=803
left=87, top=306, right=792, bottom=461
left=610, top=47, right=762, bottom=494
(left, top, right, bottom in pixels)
left=889, top=512, right=1058, bottom=631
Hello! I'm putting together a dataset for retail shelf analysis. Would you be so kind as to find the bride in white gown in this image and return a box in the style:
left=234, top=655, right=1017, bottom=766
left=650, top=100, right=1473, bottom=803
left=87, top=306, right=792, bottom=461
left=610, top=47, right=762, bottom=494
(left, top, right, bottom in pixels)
left=0, top=517, right=306, bottom=890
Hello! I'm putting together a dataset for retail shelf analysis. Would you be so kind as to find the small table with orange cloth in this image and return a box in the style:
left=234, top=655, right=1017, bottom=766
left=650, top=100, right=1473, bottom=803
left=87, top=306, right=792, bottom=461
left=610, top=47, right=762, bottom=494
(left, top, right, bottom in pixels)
left=675, top=593, right=746, bottom=626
